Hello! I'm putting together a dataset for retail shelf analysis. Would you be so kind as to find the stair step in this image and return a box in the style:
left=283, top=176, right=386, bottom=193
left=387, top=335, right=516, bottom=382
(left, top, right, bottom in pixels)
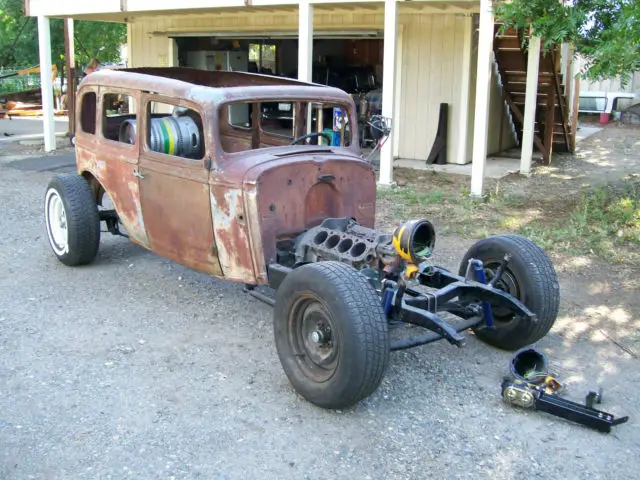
left=494, top=24, right=519, bottom=36
left=514, top=101, right=562, bottom=108
left=535, top=126, right=568, bottom=135
left=501, top=73, right=559, bottom=82
left=508, top=115, right=569, bottom=137
left=510, top=91, right=553, bottom=97
left=495, top=51, right=558, bottom=75
left=494, top=37, right=522, bottom=49
left=505, top=82, right=556, bottom=92
left=510, top=118, right=568, bottom=135
left=508, top=93, right=570, bottom=105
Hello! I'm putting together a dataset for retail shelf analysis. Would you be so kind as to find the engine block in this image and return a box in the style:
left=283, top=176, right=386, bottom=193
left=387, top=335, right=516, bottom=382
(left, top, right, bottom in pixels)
left=294, top=218, right=396, bottom=270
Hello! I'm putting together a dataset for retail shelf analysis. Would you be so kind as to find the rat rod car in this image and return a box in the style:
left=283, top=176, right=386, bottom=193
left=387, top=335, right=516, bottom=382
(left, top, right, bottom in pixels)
left=44, top=67, right=559, bottom=409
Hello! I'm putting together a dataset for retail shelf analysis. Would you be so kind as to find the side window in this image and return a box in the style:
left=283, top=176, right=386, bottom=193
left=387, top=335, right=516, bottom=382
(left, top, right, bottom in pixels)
left=146, top=101, right=204, bottom=160
left=102, top=93, right=137, bottom=144
left=80, top=92, right=96, bottom=135
left=259, top=101, right=294, bottom=139
left=228, top=103, right=252, bottom=129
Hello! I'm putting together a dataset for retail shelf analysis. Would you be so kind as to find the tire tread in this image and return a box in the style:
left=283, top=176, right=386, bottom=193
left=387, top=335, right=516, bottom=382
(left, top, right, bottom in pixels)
left=459, top=234, right=560, bottom=350
left=46, top=174, right=100, bottom=266
left=274, top=261, right=389, bottom=408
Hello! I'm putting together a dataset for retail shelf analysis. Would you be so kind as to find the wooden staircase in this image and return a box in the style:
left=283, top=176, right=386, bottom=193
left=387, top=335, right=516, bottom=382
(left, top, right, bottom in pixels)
left=493, top=24, right=574, bottom=163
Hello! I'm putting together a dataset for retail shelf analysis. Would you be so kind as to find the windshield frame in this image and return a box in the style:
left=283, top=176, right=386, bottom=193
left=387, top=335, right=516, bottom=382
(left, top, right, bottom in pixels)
left=214, top=95, right=360, bottom=159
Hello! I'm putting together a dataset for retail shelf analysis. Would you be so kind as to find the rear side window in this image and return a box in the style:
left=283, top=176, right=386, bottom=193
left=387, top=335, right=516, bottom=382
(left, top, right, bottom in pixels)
left=102, top=93, right=137, bottom=144
left=145, top=101, right=205, bottom=160
left=80, top=92, right=96, bottom=134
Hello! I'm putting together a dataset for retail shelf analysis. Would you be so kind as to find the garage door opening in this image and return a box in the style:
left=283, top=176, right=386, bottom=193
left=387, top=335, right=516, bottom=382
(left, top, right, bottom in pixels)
left=174, top=36, right=384, bottom=147
left=175, top=37, right=381, bottom=89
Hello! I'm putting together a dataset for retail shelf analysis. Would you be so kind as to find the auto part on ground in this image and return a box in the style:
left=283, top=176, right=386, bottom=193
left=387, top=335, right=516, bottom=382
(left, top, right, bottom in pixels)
left=501, top=348, right=629, bottom=433
left=119, top=115, right=201, bottom=157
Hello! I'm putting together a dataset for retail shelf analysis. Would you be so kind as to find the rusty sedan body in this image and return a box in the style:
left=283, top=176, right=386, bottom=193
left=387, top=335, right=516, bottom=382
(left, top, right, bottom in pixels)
left=44, top=67, right=559, bottom=410
left=73, top=67, right=375, bottom=284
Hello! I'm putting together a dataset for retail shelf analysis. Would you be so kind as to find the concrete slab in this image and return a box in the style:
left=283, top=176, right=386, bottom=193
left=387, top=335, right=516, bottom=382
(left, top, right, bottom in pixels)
left=575, top=125, right=603, bottom=142
left=0, top=116, right=68, bottom=138
left=6, top=152, right=76, bottom=173
left=394, top=156, right=521, bottom=179
left=393, top=121, right=602, bottom=179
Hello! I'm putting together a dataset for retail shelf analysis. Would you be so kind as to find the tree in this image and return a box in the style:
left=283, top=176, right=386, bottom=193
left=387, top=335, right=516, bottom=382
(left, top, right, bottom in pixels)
left=495, top=0, right=640, bottom=86
left=0, top=0, right=125, bottom=71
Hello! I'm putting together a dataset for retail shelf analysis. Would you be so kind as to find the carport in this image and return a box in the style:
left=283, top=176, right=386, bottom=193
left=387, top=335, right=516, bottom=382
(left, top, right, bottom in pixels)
left=27, top=0, right=505, bottom=197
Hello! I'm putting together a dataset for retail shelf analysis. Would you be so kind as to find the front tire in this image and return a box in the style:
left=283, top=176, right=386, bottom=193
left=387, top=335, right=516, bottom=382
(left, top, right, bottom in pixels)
left=274, top=261, right=390, bottom=409
left=458, top=234, right=560, bottom=350
left=44, top=174, right=100, bottom=266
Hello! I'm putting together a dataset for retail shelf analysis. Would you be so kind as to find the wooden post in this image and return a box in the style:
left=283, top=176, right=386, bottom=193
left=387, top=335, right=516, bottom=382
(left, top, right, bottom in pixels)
left=317, top=104, right=323, bottom=144
left=259, top=39, right=264, bottom=71
left=544, top=83, right=556, bottom=164
left=298, top=0, right=313, bottom=134
left=393, top=23, right=404, bottom=159
left=571, top=75, right=580, bottom=151
left=379, top=0, right=398, bottom=186
left=456, top=15, right=472, bottom=165
left=470, top=0, right=494, bottom=198
left=498, top=91, right=505, bottom=153
left=298, top=1, right=312, bottom=82
left=520, top=34, right=541, bottom=175
left=64, top=18, right=76, bottom=138
left=37, top=15, right=56, bottom=152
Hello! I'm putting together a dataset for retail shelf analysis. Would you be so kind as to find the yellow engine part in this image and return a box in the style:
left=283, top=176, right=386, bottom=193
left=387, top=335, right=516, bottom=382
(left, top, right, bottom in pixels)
left=392, top=219, right=436, bottom=265
left=404, top=263, right=420, bottom=279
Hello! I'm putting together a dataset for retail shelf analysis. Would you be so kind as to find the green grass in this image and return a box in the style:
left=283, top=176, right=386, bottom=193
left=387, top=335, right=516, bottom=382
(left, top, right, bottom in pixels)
left=518, top=180, right=640, bottom=262
left=377, top=185, right=444, bottom=206
left=378, top=177, right=640, bottom=264
left=377, top=183, right=518, bottom=232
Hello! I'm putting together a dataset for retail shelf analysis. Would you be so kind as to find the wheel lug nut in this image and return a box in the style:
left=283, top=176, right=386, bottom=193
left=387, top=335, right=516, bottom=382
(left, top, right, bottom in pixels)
left=310, top=330, right=324, bottom=343
left=310, top=329, right=332, bottom=344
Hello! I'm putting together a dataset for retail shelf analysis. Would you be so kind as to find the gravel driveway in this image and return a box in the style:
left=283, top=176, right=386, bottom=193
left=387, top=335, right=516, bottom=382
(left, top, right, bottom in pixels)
left=1, top=146, right=639, bottom=480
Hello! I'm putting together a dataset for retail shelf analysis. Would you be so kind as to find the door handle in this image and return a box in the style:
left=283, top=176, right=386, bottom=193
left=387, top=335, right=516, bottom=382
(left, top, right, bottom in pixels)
left=133, top=168, right=145, bottom=179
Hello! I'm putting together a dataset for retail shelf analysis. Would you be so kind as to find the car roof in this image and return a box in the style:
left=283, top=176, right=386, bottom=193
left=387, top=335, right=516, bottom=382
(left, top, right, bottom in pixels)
left=80, top=67, right=353, bottom=105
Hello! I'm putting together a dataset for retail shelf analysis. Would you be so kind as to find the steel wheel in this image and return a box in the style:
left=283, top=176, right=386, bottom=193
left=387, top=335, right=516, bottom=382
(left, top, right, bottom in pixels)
left=458, top=234, right=560, bottom=350
left=482, top=262, right=521, bottom=321
left=43, top=174, right=101, bottom=266
left=45, top=188, right=69, bottom=256
left=274, top=261, right=389, bottom=409
left=288, top=295, right=339, bottom=383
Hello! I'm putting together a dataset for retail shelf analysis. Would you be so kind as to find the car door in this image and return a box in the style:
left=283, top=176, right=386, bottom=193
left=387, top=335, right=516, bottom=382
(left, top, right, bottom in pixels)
left=76, top=87, right=148, bottom=246
left=137, top=94, right=223, bottom=276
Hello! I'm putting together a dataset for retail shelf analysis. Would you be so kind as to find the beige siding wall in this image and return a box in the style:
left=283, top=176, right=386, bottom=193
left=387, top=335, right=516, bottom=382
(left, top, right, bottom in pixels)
left=465, top=19, right=478, bottom=162
left=128, top=10, right=508, bottom=165
left=396, top=14, right=472, bottom=164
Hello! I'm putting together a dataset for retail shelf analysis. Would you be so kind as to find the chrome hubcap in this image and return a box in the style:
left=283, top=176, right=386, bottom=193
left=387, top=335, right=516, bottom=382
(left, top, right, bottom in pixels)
left=45, top=189, right=69, bottom=255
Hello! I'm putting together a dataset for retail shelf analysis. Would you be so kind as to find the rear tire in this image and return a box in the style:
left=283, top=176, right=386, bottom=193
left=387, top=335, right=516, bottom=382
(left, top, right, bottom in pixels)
left=44, top=174, right=100, bottom=266
left=274, top=261, right=390, bottom=409
left=458, top=234, right=560, bottom=350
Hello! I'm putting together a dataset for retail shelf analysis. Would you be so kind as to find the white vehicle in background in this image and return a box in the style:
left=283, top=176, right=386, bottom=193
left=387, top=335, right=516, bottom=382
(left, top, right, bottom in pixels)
left=578, top=91, right=638, bottom=121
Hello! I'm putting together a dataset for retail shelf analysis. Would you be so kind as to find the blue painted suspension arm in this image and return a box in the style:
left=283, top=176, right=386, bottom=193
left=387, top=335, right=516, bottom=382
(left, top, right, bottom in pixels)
left=471, top=259, right=495, bottom=329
